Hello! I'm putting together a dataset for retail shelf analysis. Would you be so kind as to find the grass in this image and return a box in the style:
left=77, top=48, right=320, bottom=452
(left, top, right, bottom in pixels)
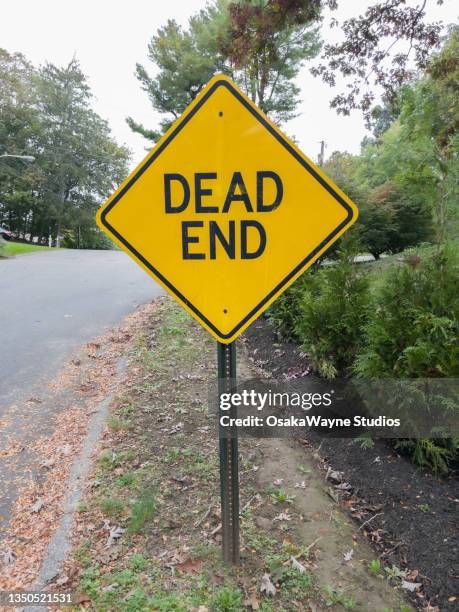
left=368, top=559, right=382, bottom=575
left=362, top=238, right=459, bottom=294
left=1, top=240, right=53, bottom=257
left=269, top=486, right=296, bottom=504
left=127, top=489, right=156, bottom=534
left=100, top=496, right=125, bottom=519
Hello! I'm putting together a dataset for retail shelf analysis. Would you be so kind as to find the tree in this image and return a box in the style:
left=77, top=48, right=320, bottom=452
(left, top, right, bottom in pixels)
left=371, top=182, right=432, bottom=255
left=358, top=201, right=394, bottom=259
left=311, top=0, right=444, bottom=122
left=0, top=53, right=130, bottom=247
left=128, top=0, right=321, bottom=142
left=222, top=0, right=321, bottom=122
left=127, top=1, right=229, bottom=142
left=230, top=1, right=445, bottom=122
left=399, top=26, right=459, bottom=242
left=0, top=49, right=39, bottom=234
left=34, top=59, right=129, bottom=247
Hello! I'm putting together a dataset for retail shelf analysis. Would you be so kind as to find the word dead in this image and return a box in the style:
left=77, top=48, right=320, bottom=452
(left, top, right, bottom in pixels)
left=164, top=171, right=283, bottom=260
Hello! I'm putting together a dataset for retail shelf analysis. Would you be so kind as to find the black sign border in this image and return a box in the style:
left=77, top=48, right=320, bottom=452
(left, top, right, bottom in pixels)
left=100, top=79, right=355, bottom=341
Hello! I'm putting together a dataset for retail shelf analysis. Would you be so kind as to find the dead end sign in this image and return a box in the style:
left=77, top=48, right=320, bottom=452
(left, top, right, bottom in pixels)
left=96, top=74, right=358, bottom=343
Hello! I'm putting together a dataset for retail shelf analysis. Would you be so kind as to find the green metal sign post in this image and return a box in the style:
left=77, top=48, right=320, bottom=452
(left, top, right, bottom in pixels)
left=217, top=341, right=240, bottom=565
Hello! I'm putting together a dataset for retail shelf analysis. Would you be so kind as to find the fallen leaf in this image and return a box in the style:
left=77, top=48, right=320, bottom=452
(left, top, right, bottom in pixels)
left=326, top=468, right=343, bottom=483
left=2, top=548, right=16, bottom=565
left=107, top=526, right=125, bottom=547
left=291, top=556, right=306, bottom=573
left=244, top=592, right=260, bottom=609
left=401, top=580, right=422, bottom=592
left=294, top=481, right=307, bottom=489
left=260, top=573, right=276, bottom=596
left=176, top=558, right=204, bottom=575
left=31, top=498, right=45, bottom=513
left=326, top=487, right=339, bottom=503
left=101, top=519, right=111, bottom=531
left=343, top=550, right=354, bottom=562
left=273, top=479, right=284, bottom=486
left=76, top=593, right=91, bottom=604
left=207, top=570, right=221, bottom=588
left=336, top=482, right=352, bottom=491
left=273, top=512, right=291, bottom=522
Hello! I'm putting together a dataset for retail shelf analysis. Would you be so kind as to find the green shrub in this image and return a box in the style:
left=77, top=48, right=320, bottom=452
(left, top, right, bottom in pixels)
left=355, top=248, right=458, bottom=378
left=355, top=247, right=459, bottom=472
left=267, top=274, right=308, bottom=340
left=295, top=247, right=370, bottom=378
left=211, top=586, right=242, bottom=612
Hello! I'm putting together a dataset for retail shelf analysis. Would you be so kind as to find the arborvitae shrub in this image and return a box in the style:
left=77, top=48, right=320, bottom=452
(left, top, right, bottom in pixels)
left=355, top=248, right=458, bottom=378
left=267, top=274, right=309, bottom=341
left=355, top=246, right=459, bottom=472
left=294, top=247, right=370, bottom=378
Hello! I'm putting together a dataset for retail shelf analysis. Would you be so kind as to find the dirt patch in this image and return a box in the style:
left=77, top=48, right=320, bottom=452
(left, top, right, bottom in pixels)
left=254, top=437, right=404, bottom=610
left=244, top=315, right=459, bottom=611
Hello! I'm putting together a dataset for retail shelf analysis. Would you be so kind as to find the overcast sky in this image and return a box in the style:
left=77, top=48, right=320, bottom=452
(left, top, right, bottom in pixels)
left=1, top=1, right=457, bottom=166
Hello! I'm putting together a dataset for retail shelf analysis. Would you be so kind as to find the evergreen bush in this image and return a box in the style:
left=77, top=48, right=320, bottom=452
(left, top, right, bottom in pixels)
left=355, top=247, right=459, bottom=472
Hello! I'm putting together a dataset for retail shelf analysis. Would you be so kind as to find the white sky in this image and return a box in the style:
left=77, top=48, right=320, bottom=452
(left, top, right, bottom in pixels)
left=1, top=1, right=457, bottom=167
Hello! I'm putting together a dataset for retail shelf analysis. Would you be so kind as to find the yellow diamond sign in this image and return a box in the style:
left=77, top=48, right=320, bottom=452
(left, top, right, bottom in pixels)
left=97, top=75, right=358, bottom=343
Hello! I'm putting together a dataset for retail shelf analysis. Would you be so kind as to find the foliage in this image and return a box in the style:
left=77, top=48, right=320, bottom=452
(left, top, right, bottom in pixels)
left=34, top=60, right=129, bottom=246
left=355, top=249, right=458, bottom=379
left=334, top=29, right=459, bottom=259
left=354, top=28, right=459, bottom=248
left=267, top=273, right=308, bottom=340
left=311, top=0, right=444, bottom=122
left=127, top=3, right=229, bottom=140
left=295, top=242, right=370, bottom=378
left=368, top=181, right=432, bottom=257
left=0, top=51, right=129, bottom=248
left=211, top=586, right=243, bottom=611
left=368, top=559, right=381, bottom=575
left=223, top=0, right=321, bottom=122
left=128, top=0, right=321, bottom=141
left=355, top=248, right=459, bottom=472
left=127, top=489, right=156, bottom=534
left=227, top=0, right=446, bottom=122
left=395, top=437, right=456, bottom=475
left=357, top=198, right=394, bottom=260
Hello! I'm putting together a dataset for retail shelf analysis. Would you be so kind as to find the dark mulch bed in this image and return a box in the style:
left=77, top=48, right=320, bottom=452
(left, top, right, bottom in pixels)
left=242, top=316, right=459, bottom=611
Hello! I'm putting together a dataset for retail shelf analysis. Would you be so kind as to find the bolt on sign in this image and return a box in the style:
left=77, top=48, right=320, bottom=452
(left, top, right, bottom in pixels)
left=96, top=75, right=358, bottom=343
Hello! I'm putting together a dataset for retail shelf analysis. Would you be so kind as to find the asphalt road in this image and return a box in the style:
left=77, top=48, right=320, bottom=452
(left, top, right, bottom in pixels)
left=0, top=249, right=164, bottom=407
